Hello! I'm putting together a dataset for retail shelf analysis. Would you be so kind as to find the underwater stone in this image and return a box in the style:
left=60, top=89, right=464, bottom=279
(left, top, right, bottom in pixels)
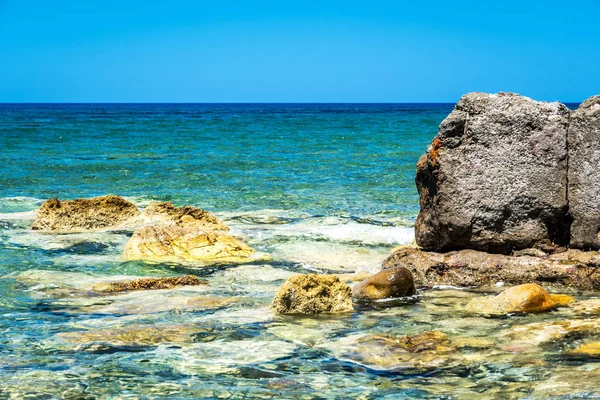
left=568, top=342, right=600, bottom=357
left=568, top=95, right=600, bottom=250
left=352, top=267, right=416, bottom=302
left=31, top=195, right=140, bottom=231
left=271, top=274, right=353, bottom=314
left=92, top=275, right=207, bottom=293
left=415, top=92, right=570, bottom=253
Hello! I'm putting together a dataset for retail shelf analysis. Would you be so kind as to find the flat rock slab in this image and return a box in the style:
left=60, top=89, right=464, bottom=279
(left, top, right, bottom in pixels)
left=383, top=246, right=600, bottom=290
left=415, top=92, right=570, bottom=253
left=122, top=223, right=260, bottom=265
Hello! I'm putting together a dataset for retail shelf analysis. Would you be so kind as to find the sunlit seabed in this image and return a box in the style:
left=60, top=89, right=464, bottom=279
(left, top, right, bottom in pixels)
left=0, top=104, right=596, bottom=399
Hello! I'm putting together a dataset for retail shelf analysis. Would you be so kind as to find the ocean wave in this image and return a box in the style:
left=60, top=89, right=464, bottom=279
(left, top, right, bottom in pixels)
left=0, top=210, right=36, bottom=220
left=223, top=211, right=414, bottom=247
left=0, top=197, right=44, bottom=214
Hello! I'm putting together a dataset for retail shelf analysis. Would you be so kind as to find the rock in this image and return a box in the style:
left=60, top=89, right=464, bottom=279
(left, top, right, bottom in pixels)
left=569, top=342, right=600, bottom=357
left=505, top=319, right=600, bottom=346
left=122, top=223, right=262, bottom=265
left=319, top=331, right=460, bottom=371
left=360, top=331, right=453, bottom=353
left=467, top=283, right=574, bottom=314
left=142, top=201, right=229, bottom=231
left=271, top=274, right=353, bottom=314
left=352, top=267, right=416, bottom=302
left=92, top=275, right=207, bottom=293
left=31, top=195, right=140, bottom=231
left=415, top=92, right=571, bottom=253
left=568, top=95, right=600, bottom=249
left=58, top=324, right=198, bottom=346
left=383, top=246, right=600, bottom=290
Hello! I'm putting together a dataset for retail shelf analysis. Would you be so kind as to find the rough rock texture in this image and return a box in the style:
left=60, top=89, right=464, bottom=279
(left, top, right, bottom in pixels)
left=92, top=275, right=207, bottom=293
left=467, top=283, right=574, bottom=314
left=568, top=95, right=600, bottom=249
left=415, top=92, right=571, bottom=253
left=352, top=267, right=416, bottom=302
left=272, top=274, right=353, bottom=314
left=142, top=202, right=229, bottom=231
left=383, top=246, right=600, bottom=290
left=122, top=224, right=259, bottom=265
left=32, top=195, right=140, bottom=231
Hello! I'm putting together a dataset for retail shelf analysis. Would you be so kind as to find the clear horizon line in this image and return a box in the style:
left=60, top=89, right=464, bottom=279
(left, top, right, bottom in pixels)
left=0, top=101, right=583, bottom=105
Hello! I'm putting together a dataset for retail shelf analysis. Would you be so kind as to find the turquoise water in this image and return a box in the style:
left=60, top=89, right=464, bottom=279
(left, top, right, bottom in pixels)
left=0, top=104, right=448, bottom=215
left=2, top=103, right=599, bottom=399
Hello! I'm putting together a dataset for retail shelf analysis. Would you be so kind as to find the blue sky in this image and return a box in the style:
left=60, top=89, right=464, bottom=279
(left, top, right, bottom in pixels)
left=1, top=0, right=598, bottom=103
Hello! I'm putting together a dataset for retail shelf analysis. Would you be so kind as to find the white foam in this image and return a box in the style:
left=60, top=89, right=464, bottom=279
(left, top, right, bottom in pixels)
left=0, top=210, right=37, bottom=220
left=316, top=222, right=414, bottom=246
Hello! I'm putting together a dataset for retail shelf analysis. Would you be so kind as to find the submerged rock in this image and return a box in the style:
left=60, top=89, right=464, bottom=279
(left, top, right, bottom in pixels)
left=352, top=267, right=416, bottom=302
left=92, top=275, right=207, bottom=293
left=568, top=95, right=600, bottom=249
left=31, top=195, right=140, bottom=231
left=505, top=319, right=600, bottom=346
left=569, top=342, right=600, bottom=357
left=271, top=274, right=353, bottom=314
left=122, top=223, right=262, bottom=265
left=384, top=246, right=600, bottom=290
left=467, top=283, right=574, bottom=315
left=58, top=324, right=198, bottom=347
left=320, top=331, right=459, bottom=371
left=415, top=92, right=570, bottom=253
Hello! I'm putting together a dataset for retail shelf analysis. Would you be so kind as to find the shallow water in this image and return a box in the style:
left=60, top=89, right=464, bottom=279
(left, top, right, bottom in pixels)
left=1, top=104, right=598, bottom=399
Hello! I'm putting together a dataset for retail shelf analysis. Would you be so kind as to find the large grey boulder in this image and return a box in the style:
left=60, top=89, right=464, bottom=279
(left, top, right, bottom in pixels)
left=568, top=95, right=600, bottom=249
left=415, top=92, right=571, bottom=253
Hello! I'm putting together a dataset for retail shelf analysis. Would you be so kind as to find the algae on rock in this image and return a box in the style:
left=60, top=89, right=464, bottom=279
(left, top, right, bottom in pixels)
left=32, top=195, right=140, bottom=231
left=272, top=274, right=353, bottom=314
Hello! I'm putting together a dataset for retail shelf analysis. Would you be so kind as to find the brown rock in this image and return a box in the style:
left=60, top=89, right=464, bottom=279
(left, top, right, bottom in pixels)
left=122, top=223, right=262, bottom=265
left=92, top=275, right=207, bottom=293
left=359, top=331, right=453, bottom=353
left=352, top=267, right=416, bottom=302
left=467, top=283, right=574, bottom=314
left=272, top=274, right=353, bottom=314
left=142, top=201, right=229, bottom=231
left=32, top=195, right=140, bottom=231
left=383, top=246, right=600, bottom=290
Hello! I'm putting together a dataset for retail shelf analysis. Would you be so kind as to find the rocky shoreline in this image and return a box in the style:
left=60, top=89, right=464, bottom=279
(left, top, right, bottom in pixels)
left=28, top=92, right=600, bottom=309
left=8, top=91, right=600, bottom=397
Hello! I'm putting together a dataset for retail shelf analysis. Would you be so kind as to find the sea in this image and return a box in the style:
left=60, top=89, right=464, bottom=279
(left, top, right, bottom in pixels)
left=0, top=103, right=597, bottom=399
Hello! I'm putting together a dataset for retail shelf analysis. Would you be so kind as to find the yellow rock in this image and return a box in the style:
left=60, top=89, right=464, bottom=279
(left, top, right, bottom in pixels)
left=468, top=283, right=575, bottom=314
left=569, top=342, right=600, bottom=356
left=58, top=324, right=197, bottom=346
left=92, top=275, right=207, bottom=293
left=122, top=224, right=267, bottom=265
left=272, top=274, right=353, bottom=314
